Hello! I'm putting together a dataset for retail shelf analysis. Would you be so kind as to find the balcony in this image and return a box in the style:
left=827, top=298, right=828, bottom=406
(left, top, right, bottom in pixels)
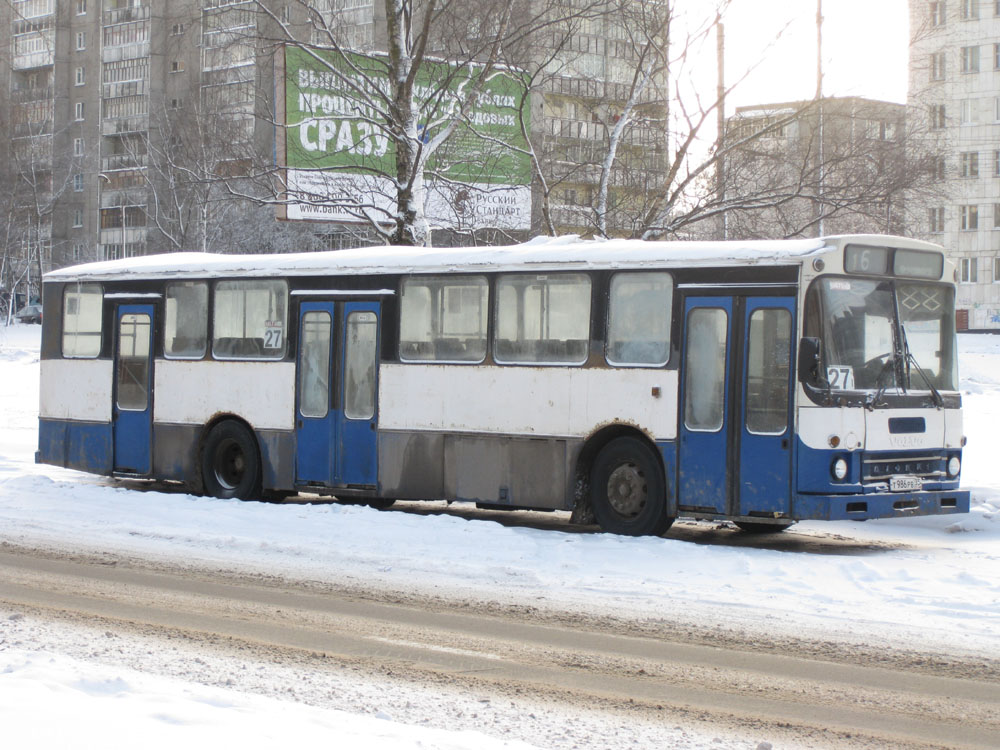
left=101, top=154, right=148, bottom=172
left=103, top=5, right=150, bottom=25
left=102, top=41, right=150, bottom=63
left=101, top=115, right=149, bottom=136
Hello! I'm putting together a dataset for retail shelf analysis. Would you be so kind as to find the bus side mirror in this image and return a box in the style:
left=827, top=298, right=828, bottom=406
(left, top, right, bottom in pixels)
left=798, top=337, right=822, bottom=384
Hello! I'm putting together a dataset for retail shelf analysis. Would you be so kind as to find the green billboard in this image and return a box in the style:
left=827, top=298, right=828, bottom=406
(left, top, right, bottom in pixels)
left=284, top=46, right=531, bottom=229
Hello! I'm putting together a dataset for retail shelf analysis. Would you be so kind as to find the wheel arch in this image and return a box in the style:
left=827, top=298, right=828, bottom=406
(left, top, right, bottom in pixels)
left=197, top=413, right=263, bottom=496
left=572, top=424, right=673, bottom=523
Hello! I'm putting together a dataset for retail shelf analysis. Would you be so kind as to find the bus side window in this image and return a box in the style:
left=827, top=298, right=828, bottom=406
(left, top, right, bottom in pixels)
left=164, top=281, right=208, bottom=358
left=495, top=273, right=591, bottom=364
left=399, top=276, right=488, bottom=363
left=212, top=280, right=287, bottom=360
left=606, top=272, right=672, bottom=366
left=62, top=282, right=103, bottom=358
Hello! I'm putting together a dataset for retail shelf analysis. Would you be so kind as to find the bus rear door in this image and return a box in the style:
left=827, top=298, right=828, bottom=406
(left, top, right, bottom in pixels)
left=295, top=299, right=381, bottom=489
left=678, top=295, right=795, bottom=518
left=113, top=303, right=154, bottom=475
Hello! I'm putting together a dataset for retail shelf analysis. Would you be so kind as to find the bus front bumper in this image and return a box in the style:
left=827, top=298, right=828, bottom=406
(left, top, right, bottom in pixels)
left=793, top=490, right=971, bottom=522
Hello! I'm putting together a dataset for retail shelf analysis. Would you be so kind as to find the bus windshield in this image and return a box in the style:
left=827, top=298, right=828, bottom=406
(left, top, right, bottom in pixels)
left=806, top=277, right=958, bottom=392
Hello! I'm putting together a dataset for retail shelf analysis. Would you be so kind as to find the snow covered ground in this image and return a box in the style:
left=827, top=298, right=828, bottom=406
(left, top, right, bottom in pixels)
left=1, top=322, right=998, bottom=748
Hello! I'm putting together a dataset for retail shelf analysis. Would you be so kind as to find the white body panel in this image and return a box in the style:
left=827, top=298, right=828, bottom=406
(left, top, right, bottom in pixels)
left=797, top=406, right=867, bottom=451
left=39, top=359, right=113, bottom=422
left=798, top=403, right=962, bottom=451
left=378, top=364, right=679, bottom=440
left=154, top=360, right=295, bottom=431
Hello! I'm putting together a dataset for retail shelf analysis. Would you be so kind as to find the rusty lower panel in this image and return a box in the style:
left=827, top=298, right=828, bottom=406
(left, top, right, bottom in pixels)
left=38, top=418, right=112, bottom=475
left=257, top=429, right=295, bottom=490
left=152, top=423, right=201, bottom=488
left=378, top=430, right=580, bottom=509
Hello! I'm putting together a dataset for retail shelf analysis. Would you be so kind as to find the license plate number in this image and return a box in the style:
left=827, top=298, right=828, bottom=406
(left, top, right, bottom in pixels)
left=890, top=475, right=922, bottom=492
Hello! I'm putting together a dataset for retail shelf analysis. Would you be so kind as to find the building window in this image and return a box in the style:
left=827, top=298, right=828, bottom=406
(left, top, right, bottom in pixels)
left=931, top=51, right=946, bottom=79
left=75, top=32, right=86, bottom=51
left=170, top=98, right=184, bottom=109
left=931, top=1, right=947, bottom=25
left=961, top=98, right=975, bottom=123
left=73, top=174, right=84, bottom=192
left=994, top=150, right=1000, bottom=176
left=961, top=204, right=979, bottom=230
left=994, top=257, right=1000, bottom=281
left=73, top=138, right=84, bottom=157
left=76, top=0, right=86, bottom=14
left=74, top=101, right=85, bottom=121
left=170, top=61, right=185, bottom=73
left=171, top=23, right=185, bottom=35
left=933, top=155, right=946, bottom=180
left=72, top=209, right=84, bottom=228
left=994, top=204, right=1000, bottom=229
left=961, top=257, right=978, bottom=282
left=961, top=151, right=980, bottom=177
left=75, top=66, right=85, bottom=86
left=72, top=242, right=86, bottom=261
left=930, top=104, right=946, bottom=128
left=961, top=46, right=980, bottom=73
left=962, top=0, right=979, bottom=18
left=929, top=206, right=945, bottom=233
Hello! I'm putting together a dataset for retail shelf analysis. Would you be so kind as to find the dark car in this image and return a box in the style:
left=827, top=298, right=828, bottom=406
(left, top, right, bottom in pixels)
left=14, top=303, right=42, bottom=324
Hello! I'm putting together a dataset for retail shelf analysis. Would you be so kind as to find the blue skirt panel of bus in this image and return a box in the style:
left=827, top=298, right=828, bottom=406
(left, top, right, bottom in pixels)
left=38, top=418, right=113, bottom=475
left=655, top=440, right=678, bottom=511
left=793, top=489, right=970, bottom=521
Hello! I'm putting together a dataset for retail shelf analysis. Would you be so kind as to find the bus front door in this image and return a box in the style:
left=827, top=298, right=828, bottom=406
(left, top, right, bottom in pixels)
left=113, top=304, right=154, bottom=475
left=296, top=300, right=381, bottom=489
left=678, top=296, right=794, bottom=518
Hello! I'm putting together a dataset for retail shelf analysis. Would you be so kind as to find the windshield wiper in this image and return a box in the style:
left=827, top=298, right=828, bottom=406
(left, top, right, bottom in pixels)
left=866, top=354, right=898, bottom=410
left=900, top=325, right=944, bottom=408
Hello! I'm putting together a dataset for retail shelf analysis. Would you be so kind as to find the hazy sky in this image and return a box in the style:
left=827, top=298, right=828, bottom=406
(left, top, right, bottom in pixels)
left=721, top=0, right=910, bottom=108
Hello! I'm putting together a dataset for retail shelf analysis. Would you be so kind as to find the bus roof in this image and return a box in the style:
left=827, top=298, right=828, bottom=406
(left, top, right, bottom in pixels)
left=42, top=234, right=939, bottom=283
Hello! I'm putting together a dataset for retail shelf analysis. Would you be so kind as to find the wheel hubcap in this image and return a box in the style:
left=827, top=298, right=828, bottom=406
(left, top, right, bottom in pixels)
left=606, top=461, right=647, bottom=518
left=214, top=438, right=245, bottom=490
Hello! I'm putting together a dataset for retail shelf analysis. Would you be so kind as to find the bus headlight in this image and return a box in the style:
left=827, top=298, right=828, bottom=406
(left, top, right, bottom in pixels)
left=948, top=456, right=961, bottom=477
left=832, top=457, right=848, bottom=481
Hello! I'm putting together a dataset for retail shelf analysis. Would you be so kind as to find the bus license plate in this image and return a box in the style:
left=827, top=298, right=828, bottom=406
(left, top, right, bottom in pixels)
left=890, top=475, right=922, bottom=492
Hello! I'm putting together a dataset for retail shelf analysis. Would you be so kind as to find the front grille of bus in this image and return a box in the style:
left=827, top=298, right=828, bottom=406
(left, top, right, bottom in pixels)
left=862, top=452, right=947, bottom=482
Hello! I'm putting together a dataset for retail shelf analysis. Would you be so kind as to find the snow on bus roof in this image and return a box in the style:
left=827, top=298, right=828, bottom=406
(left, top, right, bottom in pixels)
left=43, top=235, right=848, bottom=282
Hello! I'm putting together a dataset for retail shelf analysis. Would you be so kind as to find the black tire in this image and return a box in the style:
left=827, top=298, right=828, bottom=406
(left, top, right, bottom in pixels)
left=365, top=497, right=396, bottom=510
left=201, top=420, right=262, bottom=500
left=590, top=437, right=673, bottom=536
left=734, top=521, right=793, bottom=534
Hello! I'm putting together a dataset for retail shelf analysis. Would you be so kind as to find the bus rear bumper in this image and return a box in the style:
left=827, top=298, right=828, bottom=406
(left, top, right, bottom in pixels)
left=793, top=490, right=971, bottom=521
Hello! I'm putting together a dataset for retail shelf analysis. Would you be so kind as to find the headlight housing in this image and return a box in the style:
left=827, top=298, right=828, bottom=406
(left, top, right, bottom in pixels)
left=947, top=456, right=961, bottom=478
left=832, top=457, right=849, bottom=481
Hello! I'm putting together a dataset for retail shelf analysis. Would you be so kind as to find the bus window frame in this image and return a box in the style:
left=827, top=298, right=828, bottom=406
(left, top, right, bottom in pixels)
left=61, top=281, right=104, bottom=359
left=211, top=278, right=289, bottom=362
left=163, top=280, right=209, bottom=361
left=605, top=270, right=673, bottom=368
left=493, top=271, right=593, bottom=367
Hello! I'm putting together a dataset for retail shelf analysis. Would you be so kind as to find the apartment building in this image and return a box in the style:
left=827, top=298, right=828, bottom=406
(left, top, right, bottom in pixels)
left=723, top=97, right=908, bottom=241
left=909, top=0, right=1000, bottom=328
left=2, top=0, right=665, bottom=275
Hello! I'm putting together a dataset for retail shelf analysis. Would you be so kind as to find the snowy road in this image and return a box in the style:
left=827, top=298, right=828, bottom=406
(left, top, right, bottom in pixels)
left=2, top=543, right=998, bottom=750
left=2, top=323, right=999, bottom=749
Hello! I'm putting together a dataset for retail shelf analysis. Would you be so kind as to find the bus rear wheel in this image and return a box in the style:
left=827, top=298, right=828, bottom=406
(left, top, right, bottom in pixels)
left=202, top=420, right=262, bottom=500
left=590, top=437, right=673, bottom=536
left=734, top=521, right=793, bottom=534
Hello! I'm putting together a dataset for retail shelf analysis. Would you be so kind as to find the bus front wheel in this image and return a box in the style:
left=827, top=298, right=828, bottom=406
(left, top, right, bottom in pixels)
left=590, top=438, right=673, bottom=536
left=201, top=420, right=262, bottom=500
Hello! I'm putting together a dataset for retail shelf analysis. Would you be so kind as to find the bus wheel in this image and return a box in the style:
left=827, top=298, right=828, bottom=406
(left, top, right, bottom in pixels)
left=590, top=438, right=673, bottom=536
left=365, top=498, right=396, bottom=510
left=201, top=421, right=262, bottom=500
left=734, top=521, right=793, bottom=534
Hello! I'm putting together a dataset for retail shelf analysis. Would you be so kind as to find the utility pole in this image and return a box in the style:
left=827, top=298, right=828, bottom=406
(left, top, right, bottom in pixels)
left=716, top=12, right=727, bottom=240
left=816, top=0, right=825, bottom=237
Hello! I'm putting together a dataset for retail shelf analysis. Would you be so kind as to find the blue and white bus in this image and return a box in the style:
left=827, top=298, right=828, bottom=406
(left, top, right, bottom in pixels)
left=36, top=234, right=970, bottom=535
